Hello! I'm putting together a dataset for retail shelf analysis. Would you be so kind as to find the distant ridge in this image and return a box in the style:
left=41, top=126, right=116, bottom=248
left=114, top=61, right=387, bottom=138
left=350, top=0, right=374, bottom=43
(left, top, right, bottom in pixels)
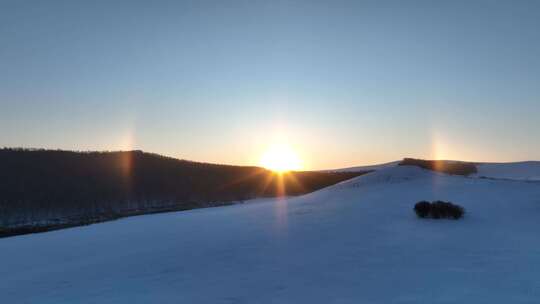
left=328, top=161, right=400, bottom=172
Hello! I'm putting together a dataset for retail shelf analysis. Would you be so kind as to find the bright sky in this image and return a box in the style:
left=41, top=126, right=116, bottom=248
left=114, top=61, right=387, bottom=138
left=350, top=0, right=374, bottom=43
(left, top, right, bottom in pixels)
left=1, top=0, right=540, bottom=170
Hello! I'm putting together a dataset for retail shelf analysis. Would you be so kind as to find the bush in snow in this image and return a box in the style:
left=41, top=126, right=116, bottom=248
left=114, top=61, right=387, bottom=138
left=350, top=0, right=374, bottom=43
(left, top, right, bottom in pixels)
left=414, top=201, right=465, bottom=219
left=413, top=201, right=431, bottom=218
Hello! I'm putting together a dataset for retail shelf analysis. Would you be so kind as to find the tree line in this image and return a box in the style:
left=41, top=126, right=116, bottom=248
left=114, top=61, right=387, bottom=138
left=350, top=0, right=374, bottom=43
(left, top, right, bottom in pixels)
left=399, top=158, right=477, bottom=176
left=0, top=148, right=365, bottom=235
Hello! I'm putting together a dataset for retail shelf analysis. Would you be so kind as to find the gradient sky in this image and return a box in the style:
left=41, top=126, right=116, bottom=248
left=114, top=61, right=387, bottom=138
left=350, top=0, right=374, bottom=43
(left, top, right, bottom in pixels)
left=1, top=0, right=540, bottom=170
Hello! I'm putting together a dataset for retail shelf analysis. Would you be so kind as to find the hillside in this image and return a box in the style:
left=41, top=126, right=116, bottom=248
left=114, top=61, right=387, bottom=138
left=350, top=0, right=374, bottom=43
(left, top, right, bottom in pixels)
left=1, top=162, right=540, bottom=303
left=0, top=148, right=365, bottom=236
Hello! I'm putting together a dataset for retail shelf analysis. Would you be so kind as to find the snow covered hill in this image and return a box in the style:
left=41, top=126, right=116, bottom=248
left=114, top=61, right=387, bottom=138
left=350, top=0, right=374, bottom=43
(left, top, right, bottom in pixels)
left=2, top=164, right=540, bottom=303
left=335, top=159, right=540, bottom=181
left=474, top=161, right=540, bottom=181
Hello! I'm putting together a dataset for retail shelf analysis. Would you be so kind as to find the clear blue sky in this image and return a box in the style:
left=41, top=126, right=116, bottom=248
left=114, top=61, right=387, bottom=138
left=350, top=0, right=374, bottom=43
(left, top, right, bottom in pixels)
left=1, top=0, right=539, bottom=169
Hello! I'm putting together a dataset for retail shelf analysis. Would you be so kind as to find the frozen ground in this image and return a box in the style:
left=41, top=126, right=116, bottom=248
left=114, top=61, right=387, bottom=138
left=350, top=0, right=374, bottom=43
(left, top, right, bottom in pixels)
left=2, top=164, right=540, bottom=303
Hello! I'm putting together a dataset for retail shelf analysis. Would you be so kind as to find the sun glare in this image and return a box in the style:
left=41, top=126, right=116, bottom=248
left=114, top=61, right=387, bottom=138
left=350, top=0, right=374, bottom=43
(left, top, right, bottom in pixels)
left=260, top=144, right=302, bottom=173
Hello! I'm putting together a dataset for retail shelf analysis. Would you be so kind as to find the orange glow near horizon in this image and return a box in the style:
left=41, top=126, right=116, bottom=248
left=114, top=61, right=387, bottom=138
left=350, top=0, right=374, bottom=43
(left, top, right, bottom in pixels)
left=259, top=144, right=303, bottom=173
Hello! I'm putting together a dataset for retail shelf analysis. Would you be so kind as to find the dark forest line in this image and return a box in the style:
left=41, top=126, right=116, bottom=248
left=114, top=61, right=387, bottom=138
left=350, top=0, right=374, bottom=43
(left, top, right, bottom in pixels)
left=0, top=148, right=367, bottom=237
left=399, top=158, right=478, bottom=176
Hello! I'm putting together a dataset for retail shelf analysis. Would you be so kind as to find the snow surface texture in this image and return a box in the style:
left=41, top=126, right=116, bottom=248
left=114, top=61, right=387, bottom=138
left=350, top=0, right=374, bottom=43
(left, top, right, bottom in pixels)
left=2, top=164, right=540, bottom=303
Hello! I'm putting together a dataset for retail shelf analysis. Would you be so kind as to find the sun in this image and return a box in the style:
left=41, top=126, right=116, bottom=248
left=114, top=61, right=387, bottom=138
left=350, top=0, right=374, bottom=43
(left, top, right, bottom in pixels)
left=260, top=144, right=302, bottom=173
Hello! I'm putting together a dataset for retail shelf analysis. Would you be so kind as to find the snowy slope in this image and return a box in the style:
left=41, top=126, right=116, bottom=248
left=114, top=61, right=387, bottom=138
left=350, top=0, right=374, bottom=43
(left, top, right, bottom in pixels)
left=474, top=161, right=540, bottom=181
left=2, top=166, right=540, bottom=303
